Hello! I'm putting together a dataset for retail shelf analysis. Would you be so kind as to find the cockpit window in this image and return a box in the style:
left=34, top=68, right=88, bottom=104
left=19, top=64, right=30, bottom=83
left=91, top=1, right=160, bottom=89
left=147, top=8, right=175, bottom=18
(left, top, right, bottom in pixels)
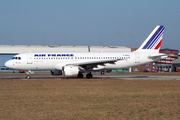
left=12, top=57, right=21, bottom=60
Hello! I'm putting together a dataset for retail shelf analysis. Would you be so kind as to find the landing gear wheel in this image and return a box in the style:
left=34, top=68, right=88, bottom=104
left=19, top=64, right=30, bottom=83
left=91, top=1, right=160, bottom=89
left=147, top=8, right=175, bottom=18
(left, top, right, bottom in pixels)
left=101, top=71, right=104, bottom=75
left=77, top=73, right=84, bottom=78
left=26, top=75, right=31, bottom=79
left=26, top=70, right=32, bottom=79
left=90, top=74, right=93, bottom=78
left=86, top=74, right=90, bottom=79
left=86, top=73, right=93, bottom=79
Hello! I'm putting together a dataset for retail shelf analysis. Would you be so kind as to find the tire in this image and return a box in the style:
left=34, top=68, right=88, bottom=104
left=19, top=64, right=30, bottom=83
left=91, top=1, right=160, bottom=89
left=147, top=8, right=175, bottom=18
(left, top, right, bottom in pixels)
left=77, top=73, right=83, bottom=78
left=26, top=75, right=31, bottom=79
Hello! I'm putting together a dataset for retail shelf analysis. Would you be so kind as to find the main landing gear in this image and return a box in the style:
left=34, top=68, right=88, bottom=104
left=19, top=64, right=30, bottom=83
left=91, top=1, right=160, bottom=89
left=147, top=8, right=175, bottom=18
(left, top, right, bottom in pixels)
left=77, top=73, right=84, bottom=78
left=77, top=72, right=93, bottom=79
left=86, top=72, right=93, bottom=79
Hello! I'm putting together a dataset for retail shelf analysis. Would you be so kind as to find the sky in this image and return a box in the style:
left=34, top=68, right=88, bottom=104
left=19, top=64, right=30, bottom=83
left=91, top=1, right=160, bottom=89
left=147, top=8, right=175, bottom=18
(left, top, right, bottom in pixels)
left=1, top=0, right=180, bottom=50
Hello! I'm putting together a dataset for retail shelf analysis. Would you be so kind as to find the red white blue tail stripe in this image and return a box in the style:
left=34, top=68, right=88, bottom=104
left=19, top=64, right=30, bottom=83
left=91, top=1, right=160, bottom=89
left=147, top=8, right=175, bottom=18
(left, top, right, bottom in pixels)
left=136, top=25, right=165, bottom=53
left=142, top=26, right=164, bottom=49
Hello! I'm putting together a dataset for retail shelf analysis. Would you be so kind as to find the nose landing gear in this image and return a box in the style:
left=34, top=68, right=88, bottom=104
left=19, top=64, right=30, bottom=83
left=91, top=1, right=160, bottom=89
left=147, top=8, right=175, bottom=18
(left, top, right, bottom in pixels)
left=26, top=70, right=31, bottom=79
left=26, top=75, right=31, bottom=79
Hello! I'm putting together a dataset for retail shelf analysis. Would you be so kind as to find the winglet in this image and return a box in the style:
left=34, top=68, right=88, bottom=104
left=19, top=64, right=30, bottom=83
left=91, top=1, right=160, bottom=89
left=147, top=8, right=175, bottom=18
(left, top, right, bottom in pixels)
left=136, top=26, right=165, bottom=53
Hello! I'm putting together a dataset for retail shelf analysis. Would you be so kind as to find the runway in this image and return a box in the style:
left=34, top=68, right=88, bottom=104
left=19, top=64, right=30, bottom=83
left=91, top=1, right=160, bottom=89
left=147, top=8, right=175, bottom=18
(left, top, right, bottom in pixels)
left=1, top=72, right=180, bottom=80
left=94, top=75, right=180, bottom=80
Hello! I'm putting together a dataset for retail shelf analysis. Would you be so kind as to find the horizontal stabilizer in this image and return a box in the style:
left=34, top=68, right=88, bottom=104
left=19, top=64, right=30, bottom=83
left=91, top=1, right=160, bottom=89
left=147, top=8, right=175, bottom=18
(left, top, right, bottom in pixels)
left=148, top=54, right=167, bottom=60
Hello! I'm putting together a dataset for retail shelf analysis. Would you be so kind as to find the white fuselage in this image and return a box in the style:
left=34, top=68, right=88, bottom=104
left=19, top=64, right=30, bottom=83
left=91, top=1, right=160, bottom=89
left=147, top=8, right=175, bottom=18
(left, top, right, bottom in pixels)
left=5, top=51, right=154, bottom=71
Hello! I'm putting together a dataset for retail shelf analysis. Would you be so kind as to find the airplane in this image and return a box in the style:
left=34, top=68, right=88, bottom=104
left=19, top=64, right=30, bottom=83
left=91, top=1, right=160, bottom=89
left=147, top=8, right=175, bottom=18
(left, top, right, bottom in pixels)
left=5, top=25, right=167, bottom=79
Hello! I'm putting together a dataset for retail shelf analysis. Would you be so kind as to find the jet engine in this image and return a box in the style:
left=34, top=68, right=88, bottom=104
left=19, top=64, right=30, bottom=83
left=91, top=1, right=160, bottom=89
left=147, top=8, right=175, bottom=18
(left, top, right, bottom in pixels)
left=62, top=66, right=79, bottom=76
left=51, top=70, right=63, bottom=76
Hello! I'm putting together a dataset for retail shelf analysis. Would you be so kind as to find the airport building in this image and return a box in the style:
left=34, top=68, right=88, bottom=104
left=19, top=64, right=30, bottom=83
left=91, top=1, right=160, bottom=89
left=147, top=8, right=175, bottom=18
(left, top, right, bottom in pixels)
left=172, top=58, right=180, bottom=72
left=154, top=48, right=179, bottom=72
left=130, top=63, right=154, bottom=72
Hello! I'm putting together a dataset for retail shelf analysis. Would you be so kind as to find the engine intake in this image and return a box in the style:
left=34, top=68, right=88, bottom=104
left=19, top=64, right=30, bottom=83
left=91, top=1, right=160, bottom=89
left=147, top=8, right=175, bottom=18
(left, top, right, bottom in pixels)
left=62, top=66, right=79, bottom=76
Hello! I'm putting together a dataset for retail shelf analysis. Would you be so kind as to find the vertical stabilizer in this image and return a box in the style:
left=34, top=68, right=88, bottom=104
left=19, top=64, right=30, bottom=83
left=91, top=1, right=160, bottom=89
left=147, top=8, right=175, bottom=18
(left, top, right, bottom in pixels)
left=136, top=26, right=165, bottom=53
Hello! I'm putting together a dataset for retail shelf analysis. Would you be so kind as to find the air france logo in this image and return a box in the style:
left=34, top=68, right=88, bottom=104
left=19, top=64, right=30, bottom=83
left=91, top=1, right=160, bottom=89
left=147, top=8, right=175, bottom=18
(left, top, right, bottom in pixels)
left=34, top=54, right=74, bottom=57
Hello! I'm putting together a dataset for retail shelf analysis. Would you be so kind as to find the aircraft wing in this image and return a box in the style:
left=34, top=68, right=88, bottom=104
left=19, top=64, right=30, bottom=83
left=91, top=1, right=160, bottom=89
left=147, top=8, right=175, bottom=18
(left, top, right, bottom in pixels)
left=66, top=59, right=123, bottom=69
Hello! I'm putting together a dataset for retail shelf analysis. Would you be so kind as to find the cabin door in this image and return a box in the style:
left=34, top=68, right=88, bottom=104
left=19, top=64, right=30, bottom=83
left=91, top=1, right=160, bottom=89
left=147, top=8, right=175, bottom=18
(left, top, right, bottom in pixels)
left=27, top=54, right=33, bottom=64
left=135, top=53, right=140, bottom=63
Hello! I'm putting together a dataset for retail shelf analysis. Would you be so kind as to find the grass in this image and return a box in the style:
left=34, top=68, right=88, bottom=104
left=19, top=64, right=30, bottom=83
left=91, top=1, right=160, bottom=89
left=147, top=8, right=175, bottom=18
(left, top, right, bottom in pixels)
left=0, top=79, right=180, bottom=120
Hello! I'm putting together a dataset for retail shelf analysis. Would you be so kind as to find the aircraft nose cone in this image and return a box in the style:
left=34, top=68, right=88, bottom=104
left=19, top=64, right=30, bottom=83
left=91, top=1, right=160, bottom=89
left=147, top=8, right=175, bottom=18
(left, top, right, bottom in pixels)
left=5, top=61, right=11, bottom=68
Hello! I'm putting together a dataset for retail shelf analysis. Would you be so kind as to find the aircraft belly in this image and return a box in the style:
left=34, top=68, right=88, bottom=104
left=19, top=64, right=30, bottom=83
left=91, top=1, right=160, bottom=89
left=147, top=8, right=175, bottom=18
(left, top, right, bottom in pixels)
left=103, top=60, right=134, bottom=69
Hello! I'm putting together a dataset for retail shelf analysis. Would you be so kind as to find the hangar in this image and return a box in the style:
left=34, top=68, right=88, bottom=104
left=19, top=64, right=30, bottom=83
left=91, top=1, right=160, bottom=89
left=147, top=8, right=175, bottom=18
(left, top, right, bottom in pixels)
left=0, top=45, right=131, bottom=72
left=172, top=58, right=180, bottom=72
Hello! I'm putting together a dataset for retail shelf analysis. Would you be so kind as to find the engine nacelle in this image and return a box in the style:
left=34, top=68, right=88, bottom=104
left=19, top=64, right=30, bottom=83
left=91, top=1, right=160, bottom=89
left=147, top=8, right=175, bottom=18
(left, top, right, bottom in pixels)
left=51, top=70, right=63, bottom=76
left=62, top=66, right=79, bottom=76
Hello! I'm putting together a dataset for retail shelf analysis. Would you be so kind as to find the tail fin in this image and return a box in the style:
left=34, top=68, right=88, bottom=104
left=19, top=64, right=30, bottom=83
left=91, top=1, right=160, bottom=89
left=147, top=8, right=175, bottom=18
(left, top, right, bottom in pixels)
left=136, top=25, right=165, bottom=53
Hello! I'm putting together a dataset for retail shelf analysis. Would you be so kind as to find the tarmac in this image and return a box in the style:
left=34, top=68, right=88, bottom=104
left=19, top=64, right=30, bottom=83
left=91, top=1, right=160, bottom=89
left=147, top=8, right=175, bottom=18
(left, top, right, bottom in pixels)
left=94, top=75, right=180, bottom=80
left=1, top=72, right=180, bottom=80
